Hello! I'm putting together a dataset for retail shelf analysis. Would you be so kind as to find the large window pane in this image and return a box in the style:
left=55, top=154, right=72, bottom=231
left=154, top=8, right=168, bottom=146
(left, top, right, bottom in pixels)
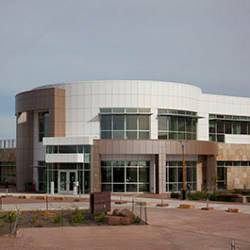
left=241, top=122, right=248, bottom=134
left=126, top=131, right=137, bottom=139
left=225, top=121, right=232, bottom=134
left=158, top=116, right=168, bottom=131
left=169, top=168, right=178, bottom=182
left=126, top=168, right=137, bottom=182
left=100, top=115, right=112, bottom=130
left=170, top=117, right=178, bottom=131
left=102, top=184, right=112, bottom=191
left=139, top=131, right=149, bottom=139
left=233, top=122, right=241, bottom=134
left=127, top=115, right=137, bottom=130
left=191, top=119, right=197, bottom=133
left=169, top=183, right=178, bottom=192
left=138, top=115, right=149, bottom=130
left=178, top=117, right=185, bottom=131
left=178, top=133, right=185, bottom=140
left=169, top=132, right=178, bottom=140
left=209, top=120, right=216, bottom=133
left=113, top=184, right=125, bottom=192
left=113, top=115, right=124, bottom=130
left=101, top=131, right=112, bottom=139
left=178, top=168, right=183, bottom=182
left=113, top=167, right=124, bottom=182
left=186, top=118, right=192, bottom=133
left=101, top=167, right=112, bottom=182
left=39, top=112, right=49, bottom=142
left=126, top=184, right=137, bottom=192
left=139, top=168, right=149, bottom=182
left=59, top=145, right=77, bottom=153
left=217, top=121, right=224, bottom=133
left=113, top=131, right=124, bottom=139
left=187, top=167, right=192, bottom=182
left=139, top=184, right=149, bottom=192
left=158, top=132, right=168, bottom=139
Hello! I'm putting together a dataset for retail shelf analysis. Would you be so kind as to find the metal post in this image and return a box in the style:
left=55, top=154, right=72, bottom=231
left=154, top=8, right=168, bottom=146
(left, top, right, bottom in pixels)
left=51, top=181, right=54, bottom=195
left=140, top=204, right=142, bottom=219
left=61, top=208, right=64, bottom=227
left=144, top=206, right=147, bottom=225
left=231, top=239, right=235, bottom=250
left=0, top=196, right=2, bottom=210
left=46, top=196, right=48, bottom=211
left=181, top=143, right=186, bottom=200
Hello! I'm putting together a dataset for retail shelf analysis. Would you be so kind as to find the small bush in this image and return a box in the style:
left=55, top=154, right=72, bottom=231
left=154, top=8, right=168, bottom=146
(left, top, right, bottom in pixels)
left=171, top=192, right=180, bottom=199
left=188, top=191, right=209, bottom=200
left=8, top=211, right=16, bottom=224
left=208, top=192, right=219, bottom=201
left=0, top=222, right=3, bottom=228
left=54, top=215, right=62, bottom=224
left=0, top=214, right=7, bottom=220
left=95, top=213, right=106, bottom=223
left=134, top=216, right=141, bottom=224
left=72, top=213, right=84, bottom=224
left=209, top=192, right=242, bottom=202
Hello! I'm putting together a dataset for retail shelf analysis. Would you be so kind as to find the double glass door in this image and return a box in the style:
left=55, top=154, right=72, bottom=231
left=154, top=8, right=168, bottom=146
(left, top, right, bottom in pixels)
left=58, top=170, right=77, bottom=194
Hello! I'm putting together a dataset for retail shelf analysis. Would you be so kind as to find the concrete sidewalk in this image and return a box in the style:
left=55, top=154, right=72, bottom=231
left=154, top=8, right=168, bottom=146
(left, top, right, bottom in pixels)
left=1, top=207, right=250, bottom=249
left=1, top=192, right=250, bottom=214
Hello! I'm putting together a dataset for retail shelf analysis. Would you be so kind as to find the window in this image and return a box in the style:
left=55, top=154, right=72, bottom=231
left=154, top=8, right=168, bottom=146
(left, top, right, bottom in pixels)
left=166, top=161, right=197, bottom=192
left=38, top=112, right=49, bottom=142
left=101, top=160, right=150, bottom=192
left=100, top=108, right=150, bottom=139
left=158, top=109, right=197, bottom=140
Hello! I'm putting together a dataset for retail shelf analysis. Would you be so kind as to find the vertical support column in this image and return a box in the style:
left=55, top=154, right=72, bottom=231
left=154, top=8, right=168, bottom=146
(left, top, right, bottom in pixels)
left=197, top=156, right=203, bottom=191
left=158, top=153, right=166, bottom=193
left=92, top=143, right=101, bottom=192
left=16, top=111, right=34, bottom=191
left=206, top=155, right=217, bottom=192
left=150, top=108, right=158, bottom=139
left=150, top=156, right=156, bottom=193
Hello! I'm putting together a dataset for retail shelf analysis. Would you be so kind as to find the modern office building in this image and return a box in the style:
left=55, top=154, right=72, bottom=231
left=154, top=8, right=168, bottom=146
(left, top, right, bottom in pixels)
left=0, top=139, right=16, bottom=185
left=15, top=80, right=250, bottom=194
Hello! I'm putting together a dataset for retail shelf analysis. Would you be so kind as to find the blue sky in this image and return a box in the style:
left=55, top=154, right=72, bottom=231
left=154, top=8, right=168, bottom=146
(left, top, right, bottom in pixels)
left=1, top=0, right=250, bottom=138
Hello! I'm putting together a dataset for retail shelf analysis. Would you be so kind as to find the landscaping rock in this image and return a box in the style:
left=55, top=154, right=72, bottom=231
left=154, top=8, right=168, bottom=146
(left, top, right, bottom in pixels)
left=112, top=209, right=120, bottom=216
left=120, top=217, right=133, bottom=225
left=119, top=209, right=135, bottom=218
left=226, top=208, right=240, bottom=213
left=179, top=204, right=195, bottom=209
left=114, top=201, right=128, bottom=204
left=156, top=203, right=169, bottom=207
left=201, top=207, right=214, bottom=211
left=104, top=216, right=122, bottom=225
left=104, top=216, right=133, bottom=225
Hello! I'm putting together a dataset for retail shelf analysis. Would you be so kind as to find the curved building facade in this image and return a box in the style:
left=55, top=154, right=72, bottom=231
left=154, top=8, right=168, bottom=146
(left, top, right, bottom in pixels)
left=15, top=80, right=250, bottom=194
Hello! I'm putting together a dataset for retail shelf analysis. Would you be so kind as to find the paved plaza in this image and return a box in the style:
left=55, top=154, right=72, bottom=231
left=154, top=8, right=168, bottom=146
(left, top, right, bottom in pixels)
left=1, top=193, right=250, bottom=249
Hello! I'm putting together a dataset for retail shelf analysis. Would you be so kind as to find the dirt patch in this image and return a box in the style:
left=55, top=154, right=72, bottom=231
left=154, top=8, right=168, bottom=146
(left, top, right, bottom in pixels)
left=0, top=209, right=102, bottom=236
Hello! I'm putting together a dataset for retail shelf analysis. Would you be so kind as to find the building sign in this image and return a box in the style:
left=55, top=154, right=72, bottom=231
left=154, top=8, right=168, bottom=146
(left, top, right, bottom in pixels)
left=90, top=192, right=111, bottom=215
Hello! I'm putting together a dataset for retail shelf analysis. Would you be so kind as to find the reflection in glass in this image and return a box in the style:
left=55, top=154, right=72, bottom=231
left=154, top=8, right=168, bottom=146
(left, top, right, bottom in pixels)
left=126, top=168, right=137, bottom=182
left=101, top=167, right=112, bottom=182
left=100, top=115, right=112, bottom=130
left=113, top=115, right=124, bottom=130
left=127, top=115, right=137, bottom=130
left=113, top=167, right=124, bottom=182
left=139, top=115, right=149, bottom=130
left=113, top=184, right=125, bottom=192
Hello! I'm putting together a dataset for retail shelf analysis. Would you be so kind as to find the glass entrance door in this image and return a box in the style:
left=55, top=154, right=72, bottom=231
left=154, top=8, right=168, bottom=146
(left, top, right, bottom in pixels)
left=58, top=170, right=78, bottom=194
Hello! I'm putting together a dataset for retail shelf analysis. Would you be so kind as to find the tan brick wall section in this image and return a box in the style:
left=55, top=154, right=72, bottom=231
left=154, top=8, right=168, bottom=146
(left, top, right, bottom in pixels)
left=227, top=167, right=250, bottom=189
